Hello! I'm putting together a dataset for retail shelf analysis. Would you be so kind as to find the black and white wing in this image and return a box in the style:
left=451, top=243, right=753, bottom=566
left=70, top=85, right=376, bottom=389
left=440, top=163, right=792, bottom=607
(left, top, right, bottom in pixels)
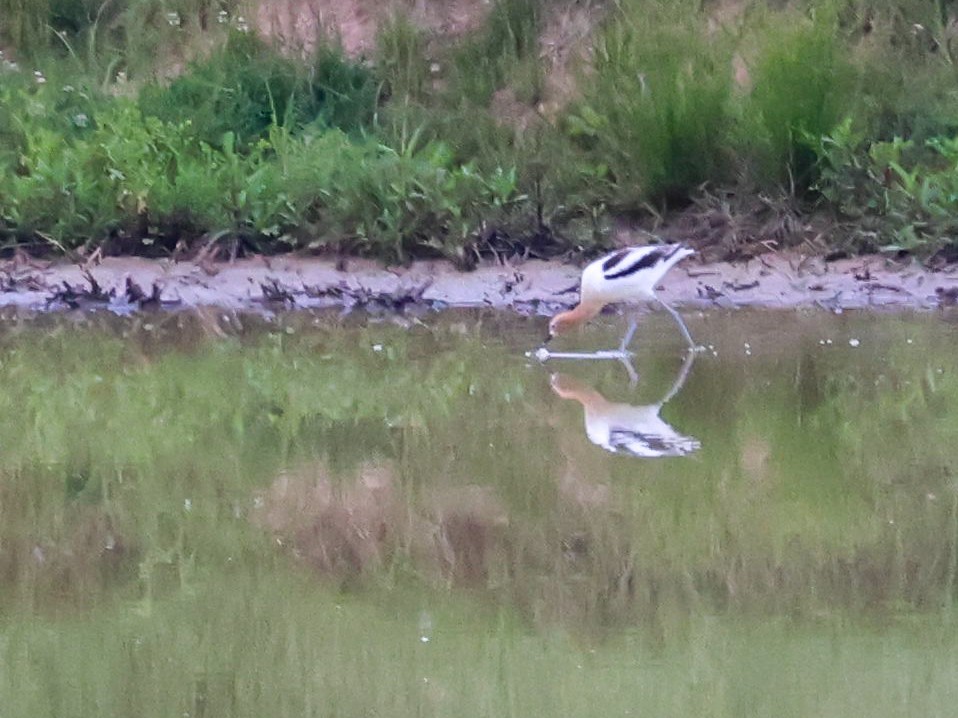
left=607, top=428, right=701, bottom=458
left=598, top=244, right=690, bottom=282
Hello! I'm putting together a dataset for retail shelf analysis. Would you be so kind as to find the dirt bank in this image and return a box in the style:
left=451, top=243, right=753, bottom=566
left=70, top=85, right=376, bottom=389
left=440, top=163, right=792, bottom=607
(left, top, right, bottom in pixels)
left=2, top=252, right=957, bottom=315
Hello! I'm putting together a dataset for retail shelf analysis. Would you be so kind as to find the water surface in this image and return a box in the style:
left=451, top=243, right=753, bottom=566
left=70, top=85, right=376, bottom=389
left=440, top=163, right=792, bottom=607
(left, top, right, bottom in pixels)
left=0, top=307, right=956, bottom=717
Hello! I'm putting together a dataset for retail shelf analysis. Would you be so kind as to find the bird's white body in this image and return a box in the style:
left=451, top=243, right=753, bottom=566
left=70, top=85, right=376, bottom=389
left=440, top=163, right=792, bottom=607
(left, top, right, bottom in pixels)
left=581, top=401, right=700, bottom=458
left=544, top=242, right=695, bottom=351
left=550, top=364, right=700, bottom=458
left=579, top=243, right=694, bottom=306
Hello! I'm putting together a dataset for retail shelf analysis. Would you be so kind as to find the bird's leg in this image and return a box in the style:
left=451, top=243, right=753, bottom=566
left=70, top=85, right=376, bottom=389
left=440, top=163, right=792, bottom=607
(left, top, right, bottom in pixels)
left=657, top=348, right=696, bottom=406
left=617, top=355, right=639, bottom=387
left=618, top=316, right=639, bottom=353
left=657, top=298, right=695, bottom=350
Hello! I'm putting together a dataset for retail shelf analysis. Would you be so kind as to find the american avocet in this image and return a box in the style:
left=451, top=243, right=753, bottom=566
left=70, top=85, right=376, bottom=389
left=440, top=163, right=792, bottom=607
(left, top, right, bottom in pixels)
left=545, top=243, right=695, bottom=352
left=550, top=351, right=699, bottom=458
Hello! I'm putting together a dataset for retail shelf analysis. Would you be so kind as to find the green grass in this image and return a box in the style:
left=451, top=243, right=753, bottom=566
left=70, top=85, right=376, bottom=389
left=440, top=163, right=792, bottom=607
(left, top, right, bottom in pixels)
left=0, top=311, right=957, bottom=716
left=138, top=32, right=380, bottom=149
left=0, top=311, right=956, bottom=619
left=447, top=0, right=543, bottom=107
left=740, top=4, right=858, bottom=188
left=7, top=575, right=958, bottom=718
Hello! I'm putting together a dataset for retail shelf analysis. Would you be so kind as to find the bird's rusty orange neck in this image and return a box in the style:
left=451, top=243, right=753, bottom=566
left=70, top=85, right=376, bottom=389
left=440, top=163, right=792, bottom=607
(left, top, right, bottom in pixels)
left=550, top=374, right=608, bottom=409
left=551, top=301, right=603, bottom=335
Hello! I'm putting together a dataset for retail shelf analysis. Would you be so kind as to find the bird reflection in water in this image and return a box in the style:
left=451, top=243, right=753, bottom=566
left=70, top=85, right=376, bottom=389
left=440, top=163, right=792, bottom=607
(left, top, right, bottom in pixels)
left=550, top=351, right=700, bottom=458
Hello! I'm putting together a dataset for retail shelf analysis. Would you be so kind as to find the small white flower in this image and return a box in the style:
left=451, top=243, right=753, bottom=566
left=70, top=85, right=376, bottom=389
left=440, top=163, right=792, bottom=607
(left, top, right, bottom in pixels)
left=430, top=62, right=441, bottom=74
left=848, top=338, right=860, bottom=348
left=33, top=70, right=46, bottom=84
left=235, top=15, right=249, bottom=32
left=166, top=11, right=181, bottom=26
left=184, top=498, right=192, bottom=511
left=217, top=9, right=229, bottom=23
left=72, top=113, right=89, bottom=128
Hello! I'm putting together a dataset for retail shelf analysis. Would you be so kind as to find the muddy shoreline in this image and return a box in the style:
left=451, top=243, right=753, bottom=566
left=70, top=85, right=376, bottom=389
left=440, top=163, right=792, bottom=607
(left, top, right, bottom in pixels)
left=2, top=252, right=957, bottom=315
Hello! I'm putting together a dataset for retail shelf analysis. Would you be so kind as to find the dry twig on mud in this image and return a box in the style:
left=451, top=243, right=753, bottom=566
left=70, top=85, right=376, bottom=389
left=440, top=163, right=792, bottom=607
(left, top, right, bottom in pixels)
left=935, top=286, right=958, bottom=306
left=47, top=270, right=114, bottom=308
left=125, top=277, right=179, bottom=308
left=259, top=278, right=297, bottom=305
left=304, top=279, right=434, bottom=313
left=724, top=280, right=760, bottom=291
left=0, top=249, right=50, bottom=292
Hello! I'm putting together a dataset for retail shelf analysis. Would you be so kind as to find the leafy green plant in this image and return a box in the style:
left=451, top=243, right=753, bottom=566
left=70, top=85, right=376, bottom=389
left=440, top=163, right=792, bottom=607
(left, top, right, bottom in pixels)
left=0, top=78, right=121, bottom=246
left=0, top=84, right=300, bottom=251
left=283, top=126, right=528, bottom=263
left=815, top=118, right=958, bottom=257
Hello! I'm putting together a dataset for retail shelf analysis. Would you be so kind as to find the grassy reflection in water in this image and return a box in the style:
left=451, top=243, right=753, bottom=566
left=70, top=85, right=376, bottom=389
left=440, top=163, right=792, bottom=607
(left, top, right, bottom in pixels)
left=0, top=309, right=956, bottom=716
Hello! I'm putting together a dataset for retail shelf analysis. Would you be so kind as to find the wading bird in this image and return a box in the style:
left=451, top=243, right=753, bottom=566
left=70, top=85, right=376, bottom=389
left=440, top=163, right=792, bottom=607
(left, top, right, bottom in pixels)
left=550, top=350, right=700, bottom=458
left=545, top=243, right=695, bottom=352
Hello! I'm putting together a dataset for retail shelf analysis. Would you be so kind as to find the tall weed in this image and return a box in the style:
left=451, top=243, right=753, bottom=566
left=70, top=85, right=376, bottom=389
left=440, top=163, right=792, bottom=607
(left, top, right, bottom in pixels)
left=376, top=11, right=429, bottom=102
left=448, top=0, right=543, bottom=106
left=2, top=0, right=245, bottom=80
left=0, top=0, right=51, bottom=52
left=138, top=33, right=378, bottom=151
left=742, top=5, right=857, bottom=187
left=840, top=0, right=958, bottom=140
left=567, top=0, right=734, bottom=207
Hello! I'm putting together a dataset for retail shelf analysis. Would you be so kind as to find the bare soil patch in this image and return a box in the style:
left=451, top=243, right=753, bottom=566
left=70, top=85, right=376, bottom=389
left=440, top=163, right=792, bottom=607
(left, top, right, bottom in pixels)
left=255, top=0, right=490, bottom=57
left=2, top=251, right=956, bottom=315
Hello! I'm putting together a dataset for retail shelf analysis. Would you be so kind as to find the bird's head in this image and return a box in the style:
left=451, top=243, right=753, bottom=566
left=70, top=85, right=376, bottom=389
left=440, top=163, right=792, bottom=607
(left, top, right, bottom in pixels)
left=549, top=372, right=587, bottom=397
left=545, top=309, right=584, bottom=343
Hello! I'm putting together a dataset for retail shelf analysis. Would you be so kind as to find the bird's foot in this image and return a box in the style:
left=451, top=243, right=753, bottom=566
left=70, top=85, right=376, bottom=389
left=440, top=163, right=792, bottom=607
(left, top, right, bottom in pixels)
left=529, top=348, right=635, bottom=361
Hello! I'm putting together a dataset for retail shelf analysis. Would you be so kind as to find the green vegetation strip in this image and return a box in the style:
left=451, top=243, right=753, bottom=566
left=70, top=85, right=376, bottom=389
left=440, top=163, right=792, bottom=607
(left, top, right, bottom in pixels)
left=3, top=0, right=958, bottom=261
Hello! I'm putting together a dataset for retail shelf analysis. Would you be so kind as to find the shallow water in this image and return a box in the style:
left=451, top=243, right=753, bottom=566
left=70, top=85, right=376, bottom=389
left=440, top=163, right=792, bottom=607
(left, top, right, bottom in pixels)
left=0, top=307, right=956, bottom=717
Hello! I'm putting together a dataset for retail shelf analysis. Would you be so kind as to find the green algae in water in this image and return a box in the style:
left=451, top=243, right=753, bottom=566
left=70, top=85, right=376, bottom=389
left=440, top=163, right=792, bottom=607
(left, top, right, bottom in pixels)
left=0, top=308, right=956, bottom=717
